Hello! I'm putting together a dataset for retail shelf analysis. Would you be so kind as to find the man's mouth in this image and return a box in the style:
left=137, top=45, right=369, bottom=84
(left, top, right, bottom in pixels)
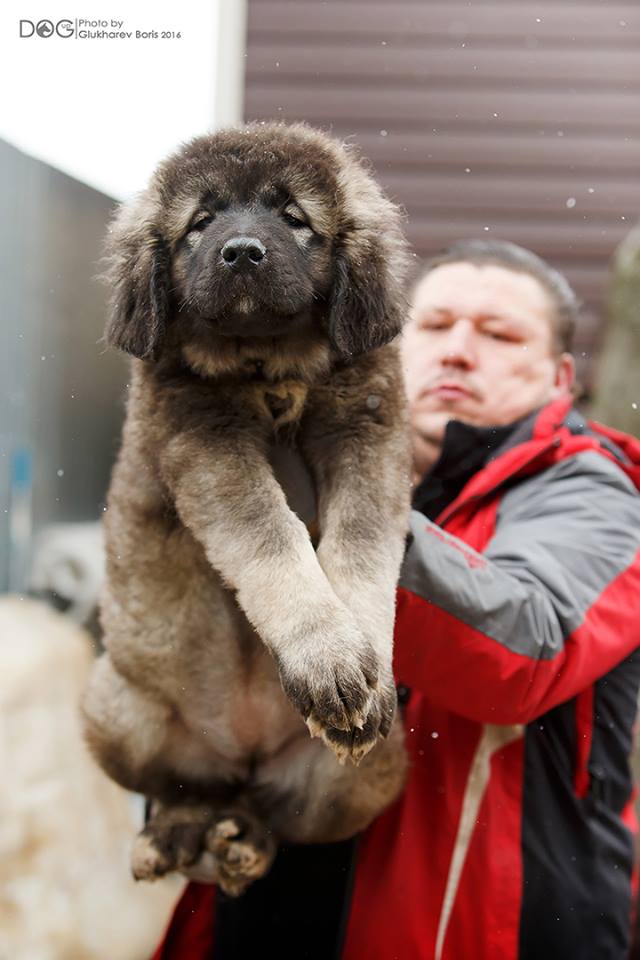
left=429, top=381, right=476, bottom=401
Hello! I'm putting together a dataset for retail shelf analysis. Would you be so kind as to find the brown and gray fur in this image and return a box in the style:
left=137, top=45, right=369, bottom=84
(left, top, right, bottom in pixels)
left=81, top=123, right=412, bottom=895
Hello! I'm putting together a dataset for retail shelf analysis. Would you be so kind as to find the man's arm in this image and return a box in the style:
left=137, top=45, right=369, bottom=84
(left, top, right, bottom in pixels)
left=395, top=451, right=640, bottom=724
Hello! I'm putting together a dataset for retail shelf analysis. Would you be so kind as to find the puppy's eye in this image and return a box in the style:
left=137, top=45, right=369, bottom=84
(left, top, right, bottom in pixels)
left=188, top=213, right=214, bottom=234
left=282, top=205, right=308, bottom=229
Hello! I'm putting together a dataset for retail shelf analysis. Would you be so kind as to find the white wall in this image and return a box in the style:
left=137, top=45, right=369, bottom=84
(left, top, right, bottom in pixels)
left=0, top=0, right=247, bottom=199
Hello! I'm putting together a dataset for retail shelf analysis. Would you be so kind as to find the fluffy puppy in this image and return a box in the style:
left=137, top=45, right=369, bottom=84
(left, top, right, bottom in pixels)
left=82, top=123, right=412, bottom=895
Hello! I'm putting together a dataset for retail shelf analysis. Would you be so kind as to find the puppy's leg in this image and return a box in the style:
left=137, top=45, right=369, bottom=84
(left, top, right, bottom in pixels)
left=302, top=347, right=412, bottom=760
left=81, top=653, right=174, bottom=796
left=159, top=427, right=385, bottom=762
left=83, top=657, right=273, bottom=889
left=82, top=656, right=204, bottom=880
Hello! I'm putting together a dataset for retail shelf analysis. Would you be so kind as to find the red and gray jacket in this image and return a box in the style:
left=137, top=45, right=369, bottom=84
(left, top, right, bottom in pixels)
left=153, top=397, right=640, bottom=960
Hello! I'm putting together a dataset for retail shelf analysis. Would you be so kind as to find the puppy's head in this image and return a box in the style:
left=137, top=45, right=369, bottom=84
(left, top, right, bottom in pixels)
left=102, top=123, right=409, bottom=365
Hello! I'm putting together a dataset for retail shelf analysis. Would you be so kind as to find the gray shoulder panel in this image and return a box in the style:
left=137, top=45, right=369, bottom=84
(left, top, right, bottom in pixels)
left=400, top=451, right=640, bottom=661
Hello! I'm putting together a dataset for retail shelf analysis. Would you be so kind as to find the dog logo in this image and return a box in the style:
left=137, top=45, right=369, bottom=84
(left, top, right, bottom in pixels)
left=19, top=19, right=75, bottom=38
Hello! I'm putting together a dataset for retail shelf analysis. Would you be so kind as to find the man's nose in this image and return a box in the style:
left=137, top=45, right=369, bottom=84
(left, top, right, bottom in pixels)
left=441, top=318, right=476, bottom=369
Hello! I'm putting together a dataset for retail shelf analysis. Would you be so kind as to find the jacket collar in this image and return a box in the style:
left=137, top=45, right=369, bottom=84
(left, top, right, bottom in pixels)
left=433, top=397, right=574, bottom=527
left=415, top=396, right=640, bottom=528
left=412, top=418, right=515, bottom=520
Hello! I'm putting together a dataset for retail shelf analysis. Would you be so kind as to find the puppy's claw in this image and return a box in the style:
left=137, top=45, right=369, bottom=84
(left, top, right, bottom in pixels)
left=306, top=716, right=324, bottom=740
left=351, top=703, right=370, bottom=731
left=215, top=817, right=241, bottom=841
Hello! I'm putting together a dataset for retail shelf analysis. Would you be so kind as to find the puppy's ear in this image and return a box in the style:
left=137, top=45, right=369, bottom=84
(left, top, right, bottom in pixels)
left=328, top=162, right=410, bottom=358
left=101, top=194, right=170, bottom=360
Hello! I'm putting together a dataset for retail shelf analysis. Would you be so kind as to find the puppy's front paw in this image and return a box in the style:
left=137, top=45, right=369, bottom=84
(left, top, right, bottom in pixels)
left=277, top=628, right=395, bottom=764
left=312, top=670, right=397, bottom=765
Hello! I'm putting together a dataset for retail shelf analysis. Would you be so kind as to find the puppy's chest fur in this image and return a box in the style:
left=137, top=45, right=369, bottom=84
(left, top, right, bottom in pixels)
left=152, top=357, right=351, bottom=525
left=251, top=378, right=309, bottom=430
left=248, top=378, right=318, bottom=526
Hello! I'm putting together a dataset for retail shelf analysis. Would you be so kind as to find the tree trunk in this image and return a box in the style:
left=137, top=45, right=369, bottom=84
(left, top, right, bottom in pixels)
left=591, top=224, right=640, bottom=437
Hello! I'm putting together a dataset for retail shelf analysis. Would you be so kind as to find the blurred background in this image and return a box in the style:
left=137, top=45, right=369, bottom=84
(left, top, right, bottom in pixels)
left=1, top=0, right=638, bottom=956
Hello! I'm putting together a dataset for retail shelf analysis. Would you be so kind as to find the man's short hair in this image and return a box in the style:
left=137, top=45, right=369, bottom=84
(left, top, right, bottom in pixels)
left=418, top=239, right=579, bottom=356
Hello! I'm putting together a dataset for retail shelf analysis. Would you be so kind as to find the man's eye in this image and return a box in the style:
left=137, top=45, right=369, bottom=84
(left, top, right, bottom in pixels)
left=484, top=329, right=514, bottom=342
left=282, top=205, right=308, bottom=229
left=421, top=321, right=449, bottom=331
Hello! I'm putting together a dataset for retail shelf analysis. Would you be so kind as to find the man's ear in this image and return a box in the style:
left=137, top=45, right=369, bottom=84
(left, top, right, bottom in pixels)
left=553, top=352, right=576, bottom=397
left=101, top=194, right=171, bottom=361
left=327, top=162, right=410, bottom=359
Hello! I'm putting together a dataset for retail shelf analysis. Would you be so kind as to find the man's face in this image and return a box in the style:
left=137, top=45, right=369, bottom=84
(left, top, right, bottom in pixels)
left=402, top=261, right=574, bottom=477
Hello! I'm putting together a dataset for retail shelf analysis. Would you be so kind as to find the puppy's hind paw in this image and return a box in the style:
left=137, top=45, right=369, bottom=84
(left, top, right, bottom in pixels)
left=131, top=833, right=171, bottom=881
left=131, top=806, right=213, bottom=881
left=206, top=812, right=276, bottom=897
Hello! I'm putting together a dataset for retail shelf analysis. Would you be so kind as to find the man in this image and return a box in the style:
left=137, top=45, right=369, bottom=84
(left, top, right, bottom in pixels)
left=153, top=240, right=640, bottom=959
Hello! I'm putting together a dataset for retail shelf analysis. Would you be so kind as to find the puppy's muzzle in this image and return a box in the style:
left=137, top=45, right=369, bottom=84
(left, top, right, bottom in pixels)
left=221, top=236, right=266, bottom=271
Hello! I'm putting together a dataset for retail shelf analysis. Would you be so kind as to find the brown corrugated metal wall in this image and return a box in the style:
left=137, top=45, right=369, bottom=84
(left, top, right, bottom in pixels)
left=244, top=0, right=640, bottom=391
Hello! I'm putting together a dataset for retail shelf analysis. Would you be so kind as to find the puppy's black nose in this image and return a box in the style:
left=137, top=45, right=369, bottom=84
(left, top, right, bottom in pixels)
left=221, top=237, right=266, bottom=268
